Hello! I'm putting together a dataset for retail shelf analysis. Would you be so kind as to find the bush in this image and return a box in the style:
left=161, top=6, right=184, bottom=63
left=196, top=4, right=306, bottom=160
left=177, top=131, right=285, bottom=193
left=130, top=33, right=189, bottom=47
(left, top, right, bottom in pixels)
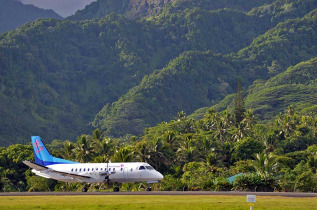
left=295, top=171, right=317, bottom=192
left=233, top=173, right=277, bottom=192
left=212, top=177, right=233, bottom=191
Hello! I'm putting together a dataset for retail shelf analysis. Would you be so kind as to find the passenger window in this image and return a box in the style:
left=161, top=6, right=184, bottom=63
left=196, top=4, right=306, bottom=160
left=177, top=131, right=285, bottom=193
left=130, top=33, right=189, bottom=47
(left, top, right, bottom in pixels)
left=121, top=168, right=123, bottom=171
left=83, top=168, right=86, bottom=172
left=88, top=168, right=90, bottom=171
left=109, top=168, right=111, bottom=171
left=75, top=169, right=77, bottom=172
left=139, top=166, right=146, bottom=170
left=131, top=168, right=133, bottom=171
left=113, top=168, right=115, bottom=171
left=105, top=168, right=107, bottom=171
left=96, top=168, right=98, bottom=171
left=92, top=168, right=94, bottom=171
left=79, top=168, right=82, bottom=172
left=71, top=169, right=74, bottom=172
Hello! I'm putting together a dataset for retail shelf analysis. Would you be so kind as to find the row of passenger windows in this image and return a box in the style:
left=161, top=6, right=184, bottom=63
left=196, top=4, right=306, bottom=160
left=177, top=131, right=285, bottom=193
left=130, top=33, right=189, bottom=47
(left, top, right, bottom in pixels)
left=71, top=166, right=155, bottom=173
left=71, top=168, right=117, bottom=172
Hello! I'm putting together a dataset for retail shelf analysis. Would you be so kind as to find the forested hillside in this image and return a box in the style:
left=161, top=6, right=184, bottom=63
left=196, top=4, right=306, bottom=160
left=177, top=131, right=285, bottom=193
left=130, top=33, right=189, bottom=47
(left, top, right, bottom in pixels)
left=94, top=8, right=317, bottom=136
left=0, top=0, right=316, bottom=145
left=0, top=0, right=62, bottom=33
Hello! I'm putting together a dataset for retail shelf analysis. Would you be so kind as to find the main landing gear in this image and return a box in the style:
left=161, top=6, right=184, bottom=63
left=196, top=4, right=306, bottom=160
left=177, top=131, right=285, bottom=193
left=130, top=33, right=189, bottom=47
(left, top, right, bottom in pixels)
left=113, top=186, right=120, bottom=192
left=146, top=183, right=152, bottom=191
left=81, top=187, right=88, bottom=192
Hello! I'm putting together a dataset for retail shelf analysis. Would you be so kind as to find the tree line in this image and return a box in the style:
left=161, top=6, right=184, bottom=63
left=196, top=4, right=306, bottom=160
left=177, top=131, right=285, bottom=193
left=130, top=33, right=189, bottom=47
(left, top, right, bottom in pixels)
left=0, top=103, right=316, bottom=192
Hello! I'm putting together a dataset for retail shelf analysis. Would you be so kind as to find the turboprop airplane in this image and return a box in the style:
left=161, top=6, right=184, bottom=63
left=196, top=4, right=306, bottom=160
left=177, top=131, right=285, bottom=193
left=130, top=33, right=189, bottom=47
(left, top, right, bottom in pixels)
left=23, top=136, right=164, bottom=192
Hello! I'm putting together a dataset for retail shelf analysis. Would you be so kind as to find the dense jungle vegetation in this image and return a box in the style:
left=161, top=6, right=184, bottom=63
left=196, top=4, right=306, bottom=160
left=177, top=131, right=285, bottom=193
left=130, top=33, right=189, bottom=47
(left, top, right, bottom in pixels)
left=1, top=105, right=316, bottom=192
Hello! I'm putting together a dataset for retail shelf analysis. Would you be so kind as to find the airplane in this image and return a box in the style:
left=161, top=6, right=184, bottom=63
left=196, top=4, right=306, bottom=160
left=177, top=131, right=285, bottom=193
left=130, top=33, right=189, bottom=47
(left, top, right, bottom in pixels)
left=23, top=136, right=164, bottom=192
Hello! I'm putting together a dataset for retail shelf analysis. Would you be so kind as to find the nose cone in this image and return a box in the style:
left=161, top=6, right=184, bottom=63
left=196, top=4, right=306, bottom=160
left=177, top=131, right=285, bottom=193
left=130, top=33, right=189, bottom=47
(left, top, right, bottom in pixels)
left=156, top=171, right=164, bottom=180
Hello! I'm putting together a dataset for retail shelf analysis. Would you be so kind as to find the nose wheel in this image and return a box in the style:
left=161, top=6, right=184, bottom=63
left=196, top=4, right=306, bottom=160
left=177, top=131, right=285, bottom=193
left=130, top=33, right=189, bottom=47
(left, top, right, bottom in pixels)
left=81, top=187, right=88, bottom=192
left=146, top=187, right=152, bottom=191
left=113, top=186, right=120, bottom=192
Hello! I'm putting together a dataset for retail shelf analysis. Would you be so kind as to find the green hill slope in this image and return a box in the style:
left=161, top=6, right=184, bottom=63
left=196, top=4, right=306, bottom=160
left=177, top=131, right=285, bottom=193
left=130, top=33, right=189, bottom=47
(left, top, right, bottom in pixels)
left=196, top=57, right=317, bottom=121
left=0, top=0, right=62, bottom=33
left=0, top=0, right=317, bottom=145
left=0, top=15, right=155, bottom=145
left=93, top=9, right=317, bottom=136
left=246, top=57, right=317, bottom=119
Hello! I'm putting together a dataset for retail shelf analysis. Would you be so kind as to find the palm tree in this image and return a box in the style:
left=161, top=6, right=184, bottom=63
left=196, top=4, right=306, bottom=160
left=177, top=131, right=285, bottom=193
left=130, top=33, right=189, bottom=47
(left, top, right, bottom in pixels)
left=75, top=135, right=94, bottom=163
left=134, top=141, right=150, bottom=162
left=92, top=128, right=102, bottom=141
left=61, top=140, right=75, bottom=160
left=275, top=106, right=299, bottom=138
left=218, top=141, right=234, bottom=167
left=241, top=109, right=257, bottom=132
left=112, top=147, right=134, bottom=162
left=253, top=152, right=277, bottom=181
left=148, top=137, right=169, bottom=170
left=93, top=138, right=113, bottom=162
left=177, top=135, right=197, bottom=164
left=162, top=131, right=178, bottom=151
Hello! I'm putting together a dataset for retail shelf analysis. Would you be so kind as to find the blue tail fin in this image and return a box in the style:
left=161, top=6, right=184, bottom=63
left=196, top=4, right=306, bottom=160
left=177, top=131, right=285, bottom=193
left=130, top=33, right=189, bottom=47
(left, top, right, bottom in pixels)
left=32, top=136, right=78, bottom=166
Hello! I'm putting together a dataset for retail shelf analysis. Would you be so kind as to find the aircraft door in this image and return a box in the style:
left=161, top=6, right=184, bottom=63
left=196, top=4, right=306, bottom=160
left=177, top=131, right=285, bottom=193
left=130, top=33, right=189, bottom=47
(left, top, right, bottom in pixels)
left=123, top=167, right=129, bottom=179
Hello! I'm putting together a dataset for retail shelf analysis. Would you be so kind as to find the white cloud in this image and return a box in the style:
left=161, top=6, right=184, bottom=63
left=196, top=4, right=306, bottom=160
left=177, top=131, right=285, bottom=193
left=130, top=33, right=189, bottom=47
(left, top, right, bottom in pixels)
left=20, top=0, right=97, bottom=17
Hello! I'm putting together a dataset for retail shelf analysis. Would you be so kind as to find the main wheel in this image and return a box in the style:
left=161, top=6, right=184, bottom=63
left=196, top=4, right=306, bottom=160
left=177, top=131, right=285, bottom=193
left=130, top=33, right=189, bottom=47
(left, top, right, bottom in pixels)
left=113, top=187, right=120, bottom=192
left=81, top=187, right=88, bottom=192
left=146, top=187, right=152, bottom=192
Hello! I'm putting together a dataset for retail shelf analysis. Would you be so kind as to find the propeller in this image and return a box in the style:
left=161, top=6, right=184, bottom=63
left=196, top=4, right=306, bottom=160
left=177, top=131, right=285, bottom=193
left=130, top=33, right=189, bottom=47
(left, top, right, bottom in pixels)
left=106, top=160, right=110, bottom=186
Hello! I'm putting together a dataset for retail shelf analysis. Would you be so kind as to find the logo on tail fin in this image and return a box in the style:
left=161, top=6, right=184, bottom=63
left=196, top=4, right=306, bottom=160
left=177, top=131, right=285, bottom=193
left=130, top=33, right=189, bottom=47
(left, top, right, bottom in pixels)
left=33, top=139, right=44, bottom=154
left=31, top=136, right=78, bottom=166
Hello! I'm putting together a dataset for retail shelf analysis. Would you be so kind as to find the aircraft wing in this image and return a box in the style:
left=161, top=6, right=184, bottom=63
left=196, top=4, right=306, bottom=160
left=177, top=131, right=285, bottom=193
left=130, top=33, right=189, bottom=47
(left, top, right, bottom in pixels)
left=23, top=160, right=91, bottom=180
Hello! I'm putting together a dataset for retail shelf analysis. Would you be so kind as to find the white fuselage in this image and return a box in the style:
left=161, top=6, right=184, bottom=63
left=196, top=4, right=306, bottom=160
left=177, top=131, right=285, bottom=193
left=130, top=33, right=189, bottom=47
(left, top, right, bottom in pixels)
left=32, top=162, right=164, bottom=184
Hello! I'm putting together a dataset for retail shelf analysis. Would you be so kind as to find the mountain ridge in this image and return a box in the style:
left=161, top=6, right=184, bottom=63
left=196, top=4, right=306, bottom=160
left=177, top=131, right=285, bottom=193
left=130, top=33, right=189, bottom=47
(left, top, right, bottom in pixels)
left=0, top=0, right=62, bottom=33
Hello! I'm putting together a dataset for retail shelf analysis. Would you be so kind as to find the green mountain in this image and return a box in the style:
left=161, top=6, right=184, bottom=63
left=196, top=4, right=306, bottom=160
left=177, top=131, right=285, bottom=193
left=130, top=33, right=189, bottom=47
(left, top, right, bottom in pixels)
left=0, top=0, right=62, bottom=33
left=0, top=0, right=316, bottom=146
left=94, top=9, right=317, bottom=136
left=70, top=0, right=275, bottom=21
left=0, top=15, right=156, bottom=146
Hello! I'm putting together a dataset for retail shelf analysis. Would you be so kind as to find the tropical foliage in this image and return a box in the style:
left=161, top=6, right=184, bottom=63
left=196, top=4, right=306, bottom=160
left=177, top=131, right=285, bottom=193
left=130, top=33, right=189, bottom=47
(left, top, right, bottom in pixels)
left=1, top=107, right=316, bottom=192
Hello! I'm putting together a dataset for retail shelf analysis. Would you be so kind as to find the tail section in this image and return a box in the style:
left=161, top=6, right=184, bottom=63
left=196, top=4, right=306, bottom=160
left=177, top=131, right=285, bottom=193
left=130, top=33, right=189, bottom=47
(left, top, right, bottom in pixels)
left=32, top=136, right=78, bottom=166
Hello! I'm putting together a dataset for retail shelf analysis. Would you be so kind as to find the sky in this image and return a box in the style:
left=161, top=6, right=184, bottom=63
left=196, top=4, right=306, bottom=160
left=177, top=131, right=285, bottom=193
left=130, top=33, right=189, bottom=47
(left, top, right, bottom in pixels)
left=20, top=0, right=97, bottom=17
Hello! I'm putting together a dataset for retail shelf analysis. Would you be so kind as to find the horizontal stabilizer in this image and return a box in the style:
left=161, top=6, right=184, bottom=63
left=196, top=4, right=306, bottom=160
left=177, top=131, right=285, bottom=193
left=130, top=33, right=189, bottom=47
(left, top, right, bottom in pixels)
left=23, top=160, right=47, bottom=171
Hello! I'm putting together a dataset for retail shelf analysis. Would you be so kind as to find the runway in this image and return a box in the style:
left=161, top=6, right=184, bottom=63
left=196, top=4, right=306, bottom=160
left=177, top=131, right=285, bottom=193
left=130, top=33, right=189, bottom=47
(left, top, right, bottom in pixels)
left=0, top=191, right=316, bottom=197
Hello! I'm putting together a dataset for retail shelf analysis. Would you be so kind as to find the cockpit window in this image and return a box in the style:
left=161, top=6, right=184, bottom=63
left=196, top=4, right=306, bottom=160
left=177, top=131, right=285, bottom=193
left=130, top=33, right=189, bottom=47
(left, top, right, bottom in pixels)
left=139, top=166, right=146, bottom=170
left=145, top=166, right=154, bottom=170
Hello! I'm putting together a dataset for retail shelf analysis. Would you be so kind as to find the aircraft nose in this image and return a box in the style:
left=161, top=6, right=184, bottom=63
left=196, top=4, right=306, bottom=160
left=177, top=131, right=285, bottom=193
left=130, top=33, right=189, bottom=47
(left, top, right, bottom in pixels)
left=156, top=171, right=164, bottom=180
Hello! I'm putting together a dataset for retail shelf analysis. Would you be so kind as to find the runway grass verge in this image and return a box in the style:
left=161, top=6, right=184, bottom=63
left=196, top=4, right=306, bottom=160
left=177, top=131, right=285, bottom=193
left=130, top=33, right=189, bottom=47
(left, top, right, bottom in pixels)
left=0, top=195, right=316, bottom=209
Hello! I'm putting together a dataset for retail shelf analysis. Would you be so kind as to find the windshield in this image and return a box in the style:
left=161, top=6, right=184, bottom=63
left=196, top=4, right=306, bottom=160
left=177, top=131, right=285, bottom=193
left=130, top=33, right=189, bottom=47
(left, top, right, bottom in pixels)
left=145, top=166, right=154, bottom=170
left=139, top=166, right=146, bottom=170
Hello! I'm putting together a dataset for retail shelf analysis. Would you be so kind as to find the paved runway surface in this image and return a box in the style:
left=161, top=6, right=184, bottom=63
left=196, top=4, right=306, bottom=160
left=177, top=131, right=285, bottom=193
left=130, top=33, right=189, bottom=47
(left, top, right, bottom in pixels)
left=0, top=191, right=316, bottom=197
